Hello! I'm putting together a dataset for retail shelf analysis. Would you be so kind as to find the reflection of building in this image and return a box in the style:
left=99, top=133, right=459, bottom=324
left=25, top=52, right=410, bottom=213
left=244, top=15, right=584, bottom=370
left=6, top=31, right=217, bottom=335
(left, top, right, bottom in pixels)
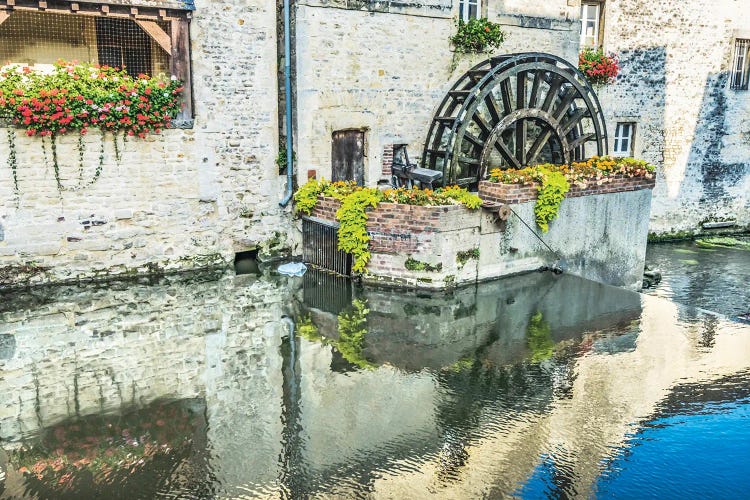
left=1, top=271, right=750, bottom=496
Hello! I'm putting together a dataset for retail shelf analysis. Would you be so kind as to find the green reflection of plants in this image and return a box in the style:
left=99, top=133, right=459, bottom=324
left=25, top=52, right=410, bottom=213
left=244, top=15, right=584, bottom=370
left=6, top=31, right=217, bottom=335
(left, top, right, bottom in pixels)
left=297, top=299, right=376, bottom=370
left=526, top=312, right=554, bottom=363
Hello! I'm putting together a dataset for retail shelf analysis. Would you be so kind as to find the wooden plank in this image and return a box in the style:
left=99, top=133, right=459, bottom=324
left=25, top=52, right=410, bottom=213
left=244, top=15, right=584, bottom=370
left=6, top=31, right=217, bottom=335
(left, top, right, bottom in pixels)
left=0, top=11, right=9, bottom=26
left=135, top=20, right=172, bottom=53
left=170, top=17, right=193, bottom=120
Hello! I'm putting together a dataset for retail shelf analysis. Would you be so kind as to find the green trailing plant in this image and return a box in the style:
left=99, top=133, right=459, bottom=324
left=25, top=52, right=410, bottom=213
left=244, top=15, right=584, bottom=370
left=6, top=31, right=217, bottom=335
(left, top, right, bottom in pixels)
left=336, top=299, right=375, bottom=369
left=456, top=248, right=480, bottom=267
left=535, top=170, right=570, bottom=233
left=276, top=145, right=296, bottom=174
left=6, top=128, right=17, bottom=193
left=526, top=311, right=554, bottom=363
left=292, top=177, right=325, bottom=215
left=336, top=188, right=383, bottom=273
left=450, top=18, right=506, bottom=53
left=405, top=257, right=443, bottom=272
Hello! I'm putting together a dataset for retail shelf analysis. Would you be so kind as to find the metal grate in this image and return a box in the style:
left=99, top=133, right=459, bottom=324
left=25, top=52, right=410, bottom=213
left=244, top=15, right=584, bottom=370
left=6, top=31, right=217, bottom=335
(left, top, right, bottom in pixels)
left=302, top=217, right=352, bottom=277
left=0, top=10, right=170, bottom=77
left=731, top=39, right=750, bottom=91
left=302, top=268, right=353, bottom=315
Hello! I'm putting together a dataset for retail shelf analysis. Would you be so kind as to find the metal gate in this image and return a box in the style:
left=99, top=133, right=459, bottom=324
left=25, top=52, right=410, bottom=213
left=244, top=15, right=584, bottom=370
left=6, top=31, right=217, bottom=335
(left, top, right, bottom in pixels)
left=302, top=216, right=352, bottom=276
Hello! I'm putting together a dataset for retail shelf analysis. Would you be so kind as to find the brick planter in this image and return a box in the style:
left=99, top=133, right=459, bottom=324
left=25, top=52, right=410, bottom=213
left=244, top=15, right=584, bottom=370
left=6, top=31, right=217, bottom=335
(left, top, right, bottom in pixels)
left=478, top=175, right=656, bottom=204
left=304, top=172, right=656, bottom=290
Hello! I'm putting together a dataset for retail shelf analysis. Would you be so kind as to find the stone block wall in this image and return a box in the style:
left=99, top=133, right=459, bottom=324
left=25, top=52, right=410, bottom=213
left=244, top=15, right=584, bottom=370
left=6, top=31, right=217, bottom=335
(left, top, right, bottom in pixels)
left=293, top=0, right=580, bottom=187
left=598, top=0, right=750, bottom=234
left=0, top=0, right=292, bottom=287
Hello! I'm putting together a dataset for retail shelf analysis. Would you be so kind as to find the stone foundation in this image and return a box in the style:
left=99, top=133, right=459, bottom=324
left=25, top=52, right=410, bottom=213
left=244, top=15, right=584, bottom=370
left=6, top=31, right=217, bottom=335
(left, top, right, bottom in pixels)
left=308, top=176, right=655, bottom=290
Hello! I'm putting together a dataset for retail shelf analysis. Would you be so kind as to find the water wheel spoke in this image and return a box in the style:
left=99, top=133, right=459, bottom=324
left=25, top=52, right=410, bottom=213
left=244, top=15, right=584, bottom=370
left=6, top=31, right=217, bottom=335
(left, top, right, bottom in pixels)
left=527, top=129, right=553, bottom=165
left=516, top=72, right=527, bottom=110
left=484, top=93, right=502, bottom=124
left=540, top=75, right=563, bottom=113
left=494, top=139, right=522, bottom=170
left=528, top=70, right=543, bottom=108
left=553, top=86, right=579, bottom=121
left=463, top=131, right=485, bottom=148
left=561, top=108, right=590, bottom=135
left=500, top=78, right=514, bottom=115
left=515, top=119, right=527, bottom=166
left=567, top=132, right=595, bottom=151
left=472, top=113, right=492, bottom=136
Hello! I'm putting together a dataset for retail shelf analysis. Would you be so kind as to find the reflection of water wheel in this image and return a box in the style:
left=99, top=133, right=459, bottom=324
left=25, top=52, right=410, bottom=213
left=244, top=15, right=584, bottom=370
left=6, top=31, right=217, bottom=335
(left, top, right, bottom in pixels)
left=422, top=53, right=608, bottom=188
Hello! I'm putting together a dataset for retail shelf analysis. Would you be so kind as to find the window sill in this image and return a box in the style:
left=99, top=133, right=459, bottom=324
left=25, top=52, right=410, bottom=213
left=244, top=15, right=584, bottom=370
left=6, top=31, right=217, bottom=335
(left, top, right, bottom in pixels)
left=0, top=119, right=195, bottom=131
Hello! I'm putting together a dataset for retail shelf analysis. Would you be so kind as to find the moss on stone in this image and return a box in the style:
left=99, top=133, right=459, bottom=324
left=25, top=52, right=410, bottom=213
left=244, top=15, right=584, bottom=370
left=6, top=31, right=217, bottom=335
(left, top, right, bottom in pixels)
left=456, top=248, right=480, bottom=267
left=405, top=257, right=442, bottom=272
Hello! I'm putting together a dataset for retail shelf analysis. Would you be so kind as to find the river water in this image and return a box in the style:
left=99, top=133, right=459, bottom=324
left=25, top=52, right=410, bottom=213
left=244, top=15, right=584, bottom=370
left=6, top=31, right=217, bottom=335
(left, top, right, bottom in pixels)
left=0, top=259, right=749, bottom=498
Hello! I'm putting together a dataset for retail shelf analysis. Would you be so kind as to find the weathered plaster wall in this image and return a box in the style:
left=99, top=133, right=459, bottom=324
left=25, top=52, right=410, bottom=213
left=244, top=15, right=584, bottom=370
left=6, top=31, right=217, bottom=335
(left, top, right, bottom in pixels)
left=293, top=0, right=579, bottom=186
left=598, top=0, right=750, bottom=234
left=0, top=0, right=292, bottom=287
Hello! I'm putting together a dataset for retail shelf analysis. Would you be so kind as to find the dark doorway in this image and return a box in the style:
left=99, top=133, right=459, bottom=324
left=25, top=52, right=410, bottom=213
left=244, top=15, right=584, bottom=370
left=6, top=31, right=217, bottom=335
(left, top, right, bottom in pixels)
left=331, top=130, right=365, bottom=186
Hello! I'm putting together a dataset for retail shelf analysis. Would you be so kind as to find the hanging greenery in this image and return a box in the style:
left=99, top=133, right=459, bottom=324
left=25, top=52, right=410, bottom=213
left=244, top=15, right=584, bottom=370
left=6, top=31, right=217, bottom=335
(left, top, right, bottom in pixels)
left=6, top=128, right=17, bottom=193
left=0, top=61, right=183, bottom=192
left=450, top=18, right=506, bottom=53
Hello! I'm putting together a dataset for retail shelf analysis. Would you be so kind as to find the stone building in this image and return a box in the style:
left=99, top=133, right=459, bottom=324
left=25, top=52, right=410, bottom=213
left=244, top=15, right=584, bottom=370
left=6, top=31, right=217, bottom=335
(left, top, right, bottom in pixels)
left=288, top=0, right=750, bottom=235
left=0, top=0, right=748, bottom=285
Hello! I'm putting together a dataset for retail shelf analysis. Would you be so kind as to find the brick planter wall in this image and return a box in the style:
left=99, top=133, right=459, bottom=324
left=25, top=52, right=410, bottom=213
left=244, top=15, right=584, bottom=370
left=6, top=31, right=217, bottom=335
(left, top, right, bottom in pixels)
left=478, top=175, right=657, bottom=204
left=305, top=173, right=655, bottom=290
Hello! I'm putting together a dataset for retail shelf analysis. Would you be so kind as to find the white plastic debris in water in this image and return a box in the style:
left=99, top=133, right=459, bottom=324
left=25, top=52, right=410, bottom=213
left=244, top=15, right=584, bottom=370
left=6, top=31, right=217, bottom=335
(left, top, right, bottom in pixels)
left=277, top=262, right=307, bottom=276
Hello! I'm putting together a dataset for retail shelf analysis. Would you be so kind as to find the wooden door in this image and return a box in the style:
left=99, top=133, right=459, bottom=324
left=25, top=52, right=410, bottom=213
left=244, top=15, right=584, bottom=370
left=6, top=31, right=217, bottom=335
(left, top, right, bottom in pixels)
left=332, top=130, right=365, bottom=186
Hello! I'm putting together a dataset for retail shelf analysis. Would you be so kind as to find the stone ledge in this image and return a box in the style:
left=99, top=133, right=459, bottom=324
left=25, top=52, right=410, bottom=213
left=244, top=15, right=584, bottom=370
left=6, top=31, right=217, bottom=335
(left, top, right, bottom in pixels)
left=478, top=175, right=656, bottom=205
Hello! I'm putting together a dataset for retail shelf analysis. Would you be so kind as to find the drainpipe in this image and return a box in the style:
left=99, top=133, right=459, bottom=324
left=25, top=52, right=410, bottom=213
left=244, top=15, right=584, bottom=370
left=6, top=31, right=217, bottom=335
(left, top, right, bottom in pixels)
left=279, top=0, right=295, bottom=207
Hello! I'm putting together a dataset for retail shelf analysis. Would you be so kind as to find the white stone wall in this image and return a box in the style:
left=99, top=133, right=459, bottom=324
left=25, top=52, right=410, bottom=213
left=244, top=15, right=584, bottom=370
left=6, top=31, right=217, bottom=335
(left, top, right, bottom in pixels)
left=0, top=0, right=292, bottom=286
left=598, top=0, right=750, bottom=233
left=293, top=0, right=580, bottom=186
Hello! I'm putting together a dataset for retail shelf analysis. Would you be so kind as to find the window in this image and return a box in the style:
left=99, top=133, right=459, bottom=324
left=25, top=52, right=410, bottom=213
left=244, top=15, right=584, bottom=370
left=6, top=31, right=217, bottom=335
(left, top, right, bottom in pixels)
left=0, top=1, right=194, bottom=121
left=731, top=39, right=750, bottom=91
left=459, top=0, right=482, bottom=21
left=613, top=123, right=635, bottom=157
left=580, top=2, right=603, bottom=48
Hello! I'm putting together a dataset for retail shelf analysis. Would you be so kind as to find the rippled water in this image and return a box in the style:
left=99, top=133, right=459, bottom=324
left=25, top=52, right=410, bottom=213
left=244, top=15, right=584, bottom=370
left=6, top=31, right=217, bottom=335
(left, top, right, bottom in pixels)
left=1, top=267, right=749, bottom=499
left=644, top=237, right=750, bottom=319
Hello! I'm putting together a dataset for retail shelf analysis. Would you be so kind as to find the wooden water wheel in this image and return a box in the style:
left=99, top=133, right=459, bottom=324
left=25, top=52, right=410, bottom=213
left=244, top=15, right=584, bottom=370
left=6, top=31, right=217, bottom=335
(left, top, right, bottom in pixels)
left=422, top=53, right=608, bottom=188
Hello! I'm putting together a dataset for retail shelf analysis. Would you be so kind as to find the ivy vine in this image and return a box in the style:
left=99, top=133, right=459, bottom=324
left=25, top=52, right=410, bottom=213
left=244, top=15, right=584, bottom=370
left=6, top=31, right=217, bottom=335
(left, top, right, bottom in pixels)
left=6, top=128, right=17, bottom=193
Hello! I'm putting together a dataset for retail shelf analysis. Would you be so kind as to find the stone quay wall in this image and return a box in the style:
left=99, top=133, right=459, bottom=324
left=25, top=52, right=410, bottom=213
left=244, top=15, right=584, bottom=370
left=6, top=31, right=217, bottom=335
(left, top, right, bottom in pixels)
left=0, top=0, right=293, bottom=288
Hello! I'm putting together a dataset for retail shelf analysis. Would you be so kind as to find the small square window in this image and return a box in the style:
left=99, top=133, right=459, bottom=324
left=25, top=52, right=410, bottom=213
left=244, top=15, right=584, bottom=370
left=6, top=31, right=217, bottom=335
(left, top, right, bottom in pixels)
left=731, top=39, right=750, bottom=91
left=459, top=0, right=482, bottom=21
left=580, top=2, right=603, bottom=48
left=613, top=123, right=635, bottom=157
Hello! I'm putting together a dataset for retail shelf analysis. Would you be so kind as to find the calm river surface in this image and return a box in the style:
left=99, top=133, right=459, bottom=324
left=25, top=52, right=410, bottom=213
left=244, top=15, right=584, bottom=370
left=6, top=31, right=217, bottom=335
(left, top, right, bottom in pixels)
left=1, top=264, right=749, bottom=499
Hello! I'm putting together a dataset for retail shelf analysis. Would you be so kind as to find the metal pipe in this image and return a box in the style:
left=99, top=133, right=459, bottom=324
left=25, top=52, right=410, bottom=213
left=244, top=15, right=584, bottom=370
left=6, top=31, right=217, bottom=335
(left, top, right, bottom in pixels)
left=279, top=0, right=295, bottom=207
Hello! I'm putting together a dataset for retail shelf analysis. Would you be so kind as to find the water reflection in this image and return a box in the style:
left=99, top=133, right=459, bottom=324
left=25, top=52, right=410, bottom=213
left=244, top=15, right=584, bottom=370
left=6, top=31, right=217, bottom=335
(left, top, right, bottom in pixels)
left=0, top=269, right=749, bottom=498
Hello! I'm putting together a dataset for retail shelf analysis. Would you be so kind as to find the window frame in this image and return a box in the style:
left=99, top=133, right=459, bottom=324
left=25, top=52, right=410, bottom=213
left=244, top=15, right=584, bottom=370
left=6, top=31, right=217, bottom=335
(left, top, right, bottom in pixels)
left=612, top=122, right=636, bottom=158
left=459, top=0, right=482, bottom=22
left=580, top=1, right=605, bottom=49
left=730, top=38, right=750, bottom=91
left=0, top=0, right=194, bottom=125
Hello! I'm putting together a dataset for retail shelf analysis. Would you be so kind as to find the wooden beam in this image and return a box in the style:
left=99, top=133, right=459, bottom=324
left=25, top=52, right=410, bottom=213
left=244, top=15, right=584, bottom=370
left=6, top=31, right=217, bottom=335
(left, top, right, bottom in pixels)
left=0, top=11, right=9, bottom=26
left=135, top=20, right=172, bottom=54
left=170, top=17, right=193, bottom=120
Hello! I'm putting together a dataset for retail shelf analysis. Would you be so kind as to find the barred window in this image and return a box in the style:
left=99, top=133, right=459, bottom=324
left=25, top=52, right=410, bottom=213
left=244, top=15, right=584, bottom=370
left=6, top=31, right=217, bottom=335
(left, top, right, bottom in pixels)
left=0, top=0, right=194, bottom=121
left=731, top=39, right=749, bottom=91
